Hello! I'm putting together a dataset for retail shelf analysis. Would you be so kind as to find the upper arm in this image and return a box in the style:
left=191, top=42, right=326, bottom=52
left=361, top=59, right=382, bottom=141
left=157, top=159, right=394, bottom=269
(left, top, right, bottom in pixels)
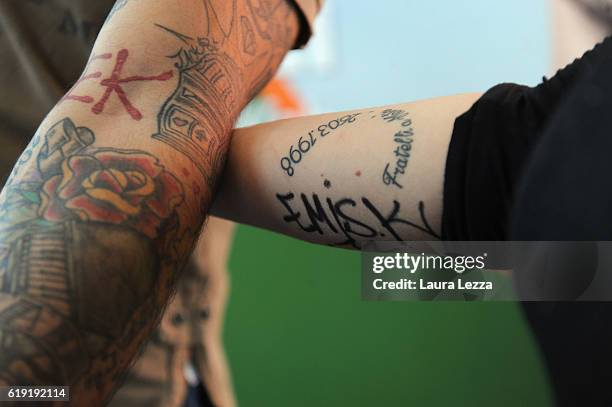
left=213, top=93, right=481, bottom=248
left=0, top=0, right=301, bottom=400
left=42, top=0, right=303, bottom=235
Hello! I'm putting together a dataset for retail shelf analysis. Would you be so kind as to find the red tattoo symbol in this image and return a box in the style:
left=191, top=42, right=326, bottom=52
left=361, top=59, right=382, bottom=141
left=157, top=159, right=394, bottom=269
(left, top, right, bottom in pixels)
left=60, top=49, right=173, bottom=121
left=61, top=53, right=113, bottom=104
left=92, top=49, right=174, bottom=120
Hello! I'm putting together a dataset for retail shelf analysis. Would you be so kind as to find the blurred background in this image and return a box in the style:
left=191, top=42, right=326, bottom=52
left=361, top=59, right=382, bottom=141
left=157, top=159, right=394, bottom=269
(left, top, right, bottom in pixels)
left=227, top=1, right=553, bottom=406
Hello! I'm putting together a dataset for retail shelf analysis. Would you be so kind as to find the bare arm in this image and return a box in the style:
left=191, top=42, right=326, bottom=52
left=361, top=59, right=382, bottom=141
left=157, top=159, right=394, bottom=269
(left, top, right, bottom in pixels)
left=0, top=0, right=299, bottom=403
left=211, top=93, right=480, bottom=248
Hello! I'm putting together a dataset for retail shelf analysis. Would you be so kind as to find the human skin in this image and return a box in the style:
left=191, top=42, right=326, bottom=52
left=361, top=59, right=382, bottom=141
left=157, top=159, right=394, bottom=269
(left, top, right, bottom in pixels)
left=108, top=216, right=237, bottom=407
left=0, top=0, right=299, bottom=404
left=191, top=216, right=236, bottom=407
left=211, top=94, right=481, bottom=249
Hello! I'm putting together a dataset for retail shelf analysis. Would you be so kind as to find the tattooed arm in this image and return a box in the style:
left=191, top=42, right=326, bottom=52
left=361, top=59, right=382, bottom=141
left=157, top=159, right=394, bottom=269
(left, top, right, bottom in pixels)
left=211, top=94, right=480, bottom=248
left=0, top=0, right=299, bottom=403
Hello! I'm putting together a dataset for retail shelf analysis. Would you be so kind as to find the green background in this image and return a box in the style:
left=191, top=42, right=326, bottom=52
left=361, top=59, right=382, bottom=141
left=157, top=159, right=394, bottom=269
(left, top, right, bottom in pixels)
left=225, top=226, right=553, bottom=406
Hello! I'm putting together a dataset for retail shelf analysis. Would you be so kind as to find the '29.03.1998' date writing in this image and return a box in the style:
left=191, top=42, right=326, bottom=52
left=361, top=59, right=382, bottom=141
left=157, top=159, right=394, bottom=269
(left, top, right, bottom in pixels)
left=280, top=113, right=361, bottom=176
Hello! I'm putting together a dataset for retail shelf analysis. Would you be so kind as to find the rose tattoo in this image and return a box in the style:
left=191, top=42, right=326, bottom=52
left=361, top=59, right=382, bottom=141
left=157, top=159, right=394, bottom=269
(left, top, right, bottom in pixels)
left=39, top=149, right=183, bottom=239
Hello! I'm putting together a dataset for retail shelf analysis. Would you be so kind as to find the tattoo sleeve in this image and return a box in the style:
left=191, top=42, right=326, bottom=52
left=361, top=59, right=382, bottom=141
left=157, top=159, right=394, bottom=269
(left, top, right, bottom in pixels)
left=0, top=0, right=299, bottom=403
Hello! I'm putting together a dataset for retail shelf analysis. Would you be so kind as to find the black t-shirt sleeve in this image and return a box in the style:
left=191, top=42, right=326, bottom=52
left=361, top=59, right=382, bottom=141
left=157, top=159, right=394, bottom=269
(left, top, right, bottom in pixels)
left=439, top=36, right=612, bottom=407
left=441, top=35, right=612, bottom=241
left=442, top=83, right=536, bottom=241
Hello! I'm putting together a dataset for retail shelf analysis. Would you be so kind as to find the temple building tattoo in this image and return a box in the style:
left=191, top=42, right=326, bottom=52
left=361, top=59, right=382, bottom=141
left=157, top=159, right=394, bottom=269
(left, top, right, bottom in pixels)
left=154, top=25, right=241, bottom=187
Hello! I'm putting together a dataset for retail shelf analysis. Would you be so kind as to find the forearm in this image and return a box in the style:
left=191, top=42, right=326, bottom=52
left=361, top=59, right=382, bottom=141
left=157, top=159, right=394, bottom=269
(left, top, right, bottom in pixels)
left=212, top=93, right=480, bottom=248
left=0, top=0, right=298, bottom=403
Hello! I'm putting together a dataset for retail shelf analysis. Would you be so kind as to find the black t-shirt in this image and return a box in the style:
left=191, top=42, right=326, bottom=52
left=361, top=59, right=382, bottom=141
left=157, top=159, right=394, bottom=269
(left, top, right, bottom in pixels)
left=441, top=36, right=612, bottom=406
left=441, top=36, right=612, bottom=241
